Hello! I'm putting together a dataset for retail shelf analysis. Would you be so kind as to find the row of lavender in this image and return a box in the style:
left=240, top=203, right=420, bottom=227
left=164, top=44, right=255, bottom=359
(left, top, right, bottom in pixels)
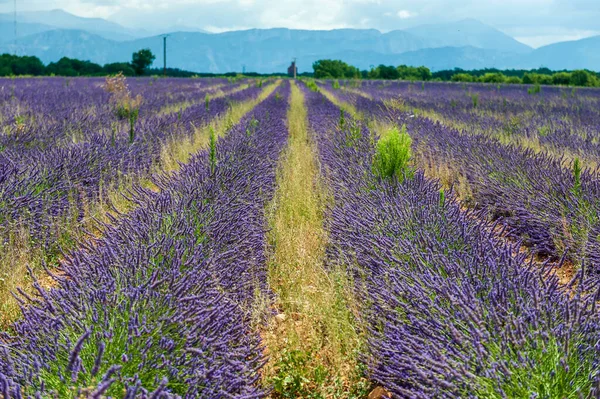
left=325, top=81, right=600, bottom=279
left=365, top=84, right=600, bottom=167
left=302, top=83, right=600, bottom=397
left=0, top=78, right=236, bottom=150
left=0, top=78, right=263, bottom=261
left=355, top=79, right=600, bottom=130
left=0, top=82, right=290, bottom=397
left=345, top=80, right=600, bottom=165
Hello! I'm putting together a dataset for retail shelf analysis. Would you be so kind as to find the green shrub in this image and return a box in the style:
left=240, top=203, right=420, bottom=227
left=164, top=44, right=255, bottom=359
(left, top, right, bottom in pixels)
left=528, top=83, right=541, bottom=95
left=552, top=72, right=572, bottom=85
left=469, top=93, right=479, bottom=108
left=332, top=80, right=341, bottom=89
left=537, top=125, right=550, bottom=137
left=572, top=157, right=582, bottom=197
left=451, top=73, right=474, bottom=83
left=209, top=126, right=217, bottom=175
left=128, top=108, right=139, bottom=143
left=570, top=70, right=592, bottom=86
left=478, top=73, right=506, bottom=84
left=305, top=80, right=319, bottom=92
left=373, top=125, right=413, bottom=181
left=339, top=108, right=345, bottom=130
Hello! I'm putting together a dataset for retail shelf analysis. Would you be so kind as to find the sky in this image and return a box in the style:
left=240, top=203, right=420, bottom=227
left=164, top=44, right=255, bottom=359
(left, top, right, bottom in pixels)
left=0, top=0, right=598, bottom=48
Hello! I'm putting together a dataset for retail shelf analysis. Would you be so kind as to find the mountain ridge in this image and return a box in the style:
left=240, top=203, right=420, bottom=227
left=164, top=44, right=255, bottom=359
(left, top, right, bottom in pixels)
left=0, top=10, right=597, bottom=73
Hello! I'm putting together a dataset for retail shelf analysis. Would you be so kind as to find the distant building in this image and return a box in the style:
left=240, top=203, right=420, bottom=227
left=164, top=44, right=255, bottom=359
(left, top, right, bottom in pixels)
left=287, top=61, right=297, bottom=78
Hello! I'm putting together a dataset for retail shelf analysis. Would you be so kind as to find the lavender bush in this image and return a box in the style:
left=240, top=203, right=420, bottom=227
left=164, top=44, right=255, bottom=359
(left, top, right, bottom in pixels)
left=0, top=82, right=289, bottom=397
left=327, top=80, right=600, bottom=279
left=302, top=83, right=600, bottom=398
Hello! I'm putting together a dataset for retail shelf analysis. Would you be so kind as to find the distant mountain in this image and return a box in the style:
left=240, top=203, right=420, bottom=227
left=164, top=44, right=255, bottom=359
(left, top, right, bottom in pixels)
left=405, top=19, right=532, bottom=54
left=0, top=9, right=141, bottom=41
left=517, top=35, right=600, bottom=70
left=161, top=25, right=211, bottom=35
left=393, top=46, right=515, bottom=70
left=0, top=28, right=432, bottom=72
left=0, top=29, right=521, bottom=73
left=0, top=21, right=55, bottom=44
left=3, top=30, right=119, bottom=64
left=1, top=10, right=598, bottom=73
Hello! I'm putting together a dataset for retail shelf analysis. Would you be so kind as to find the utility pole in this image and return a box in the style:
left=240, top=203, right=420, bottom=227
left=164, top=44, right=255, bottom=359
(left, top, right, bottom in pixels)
left=13, top=0, right=17, bottom=55
left=163, top=36, right=167, bottom=77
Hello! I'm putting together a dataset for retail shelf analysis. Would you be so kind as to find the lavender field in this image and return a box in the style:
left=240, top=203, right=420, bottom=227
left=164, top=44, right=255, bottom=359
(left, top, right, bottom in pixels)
left=0, top=76, right=599, bottom=398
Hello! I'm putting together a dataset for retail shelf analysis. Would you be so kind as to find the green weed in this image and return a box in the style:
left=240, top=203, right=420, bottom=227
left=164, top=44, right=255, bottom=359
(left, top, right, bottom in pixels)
left=373, top=125, right=413, bottom=182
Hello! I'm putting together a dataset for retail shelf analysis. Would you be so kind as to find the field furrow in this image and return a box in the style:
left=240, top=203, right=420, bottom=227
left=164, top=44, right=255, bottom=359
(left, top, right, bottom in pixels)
left=261, top=81, right=369, bottom=397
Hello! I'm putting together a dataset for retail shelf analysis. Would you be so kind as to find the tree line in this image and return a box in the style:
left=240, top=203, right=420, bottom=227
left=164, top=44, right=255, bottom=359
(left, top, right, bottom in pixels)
left=312, top=59, right=600, bottom=87
left=0, top=49, right=176, bottom=77
left=0, top=50, right=298, bottom=78
left=3, top=50, right=599, bottom=87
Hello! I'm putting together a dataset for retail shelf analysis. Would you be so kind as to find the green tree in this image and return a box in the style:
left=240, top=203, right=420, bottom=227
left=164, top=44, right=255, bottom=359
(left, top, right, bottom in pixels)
left=522, top=73, right=535, bottom=84
left=131, top=49, right=156, bottom=76
left=552, top=72, right=572, bottom=85
left=4, top=54, right=45, bottom=75
left=523, top=73, right=552, bottom=85
left=415, top=66, right=432, bottom=81
left=396, top=65, right=432, bottom=81
left=312, top=60, right=360, bottom=79
left=46, top=57, right=104, bottom=76
left=479, top=73, right=506, bottom=83
left=105, top=62, right=136, bottom=76
left=376, top=65, right=400, bottom=80
left=451, top=73, right=474, bottom=82
left=537, top=74, right=553, bottom=85
left=570, top=70, right=592, bottom=86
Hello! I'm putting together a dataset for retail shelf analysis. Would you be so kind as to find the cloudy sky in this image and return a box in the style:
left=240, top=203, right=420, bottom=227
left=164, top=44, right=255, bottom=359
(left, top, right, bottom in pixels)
left=0, top=0, right=598, bottom=48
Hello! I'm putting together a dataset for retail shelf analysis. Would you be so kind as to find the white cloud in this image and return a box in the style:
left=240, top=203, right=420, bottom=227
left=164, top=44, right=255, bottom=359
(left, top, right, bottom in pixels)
left=397, top=10, right=415, bottom=19
left=204, top=25, right=252, bottom=33
left=0, top=0, right=598, bottom=47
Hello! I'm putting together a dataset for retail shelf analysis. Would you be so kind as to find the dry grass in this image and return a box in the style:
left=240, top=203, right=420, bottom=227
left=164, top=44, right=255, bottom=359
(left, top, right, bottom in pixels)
left=319, top=86, right=364, bottom=121
left=159, top=82, right=279, bottom=174
left=0, top=228, right=41, bottom=328
left=157, top=83, right=242, bottom=116
left=341, top=86, right=373, bottom=100
left=261, top=82, right=369, bottom=398
left=0, top=82, right=279, bottom=329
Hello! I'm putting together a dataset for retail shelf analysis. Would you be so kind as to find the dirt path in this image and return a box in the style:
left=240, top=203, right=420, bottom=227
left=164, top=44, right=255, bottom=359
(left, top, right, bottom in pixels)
left=260, top=81, right=370, bottom=398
